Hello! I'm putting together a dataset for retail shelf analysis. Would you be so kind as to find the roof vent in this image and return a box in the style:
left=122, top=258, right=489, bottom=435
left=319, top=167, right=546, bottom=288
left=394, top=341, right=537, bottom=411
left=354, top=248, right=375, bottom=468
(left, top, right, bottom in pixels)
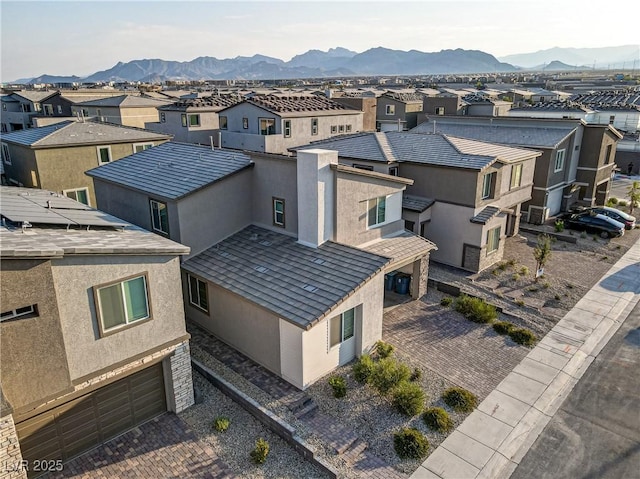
left=313, top=257, right=326, bottom=265
left=259, top=240, right=272, bottom=246
left=250, top=233, right=258, bottom=241
left=302, top=284, right=318, bottom=293
left=254, top=265, right=269, bottom=273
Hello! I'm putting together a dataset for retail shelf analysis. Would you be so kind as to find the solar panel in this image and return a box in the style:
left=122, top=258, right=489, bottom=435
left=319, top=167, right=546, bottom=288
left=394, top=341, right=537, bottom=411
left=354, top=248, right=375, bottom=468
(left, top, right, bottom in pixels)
left=55, top=209, right=129, bottom=228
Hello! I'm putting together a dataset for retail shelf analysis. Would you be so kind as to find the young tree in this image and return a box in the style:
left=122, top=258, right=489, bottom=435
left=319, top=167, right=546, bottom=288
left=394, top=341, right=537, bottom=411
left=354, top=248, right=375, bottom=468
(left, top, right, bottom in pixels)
left=533, top=234, right=552, bottom=282
left=627, top=181, right=640, bottom=215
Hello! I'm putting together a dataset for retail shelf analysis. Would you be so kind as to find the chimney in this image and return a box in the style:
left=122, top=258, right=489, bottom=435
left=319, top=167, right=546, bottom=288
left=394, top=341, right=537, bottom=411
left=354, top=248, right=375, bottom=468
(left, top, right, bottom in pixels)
left=296, top=149, right=337, bottom=248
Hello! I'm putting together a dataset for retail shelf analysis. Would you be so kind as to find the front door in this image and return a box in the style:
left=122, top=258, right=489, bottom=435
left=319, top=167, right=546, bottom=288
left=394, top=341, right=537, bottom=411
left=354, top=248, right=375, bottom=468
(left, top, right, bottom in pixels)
left=331, top=308, right=356, bottom=365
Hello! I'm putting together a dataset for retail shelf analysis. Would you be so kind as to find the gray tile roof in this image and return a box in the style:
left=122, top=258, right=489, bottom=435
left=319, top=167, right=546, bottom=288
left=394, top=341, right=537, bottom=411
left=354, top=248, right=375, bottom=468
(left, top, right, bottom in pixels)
left=412, top=119, right=577, bottom=148
left=11, top=91, right=57, bottom=102
left=74, top=95, right=171, bottom=108
left=86, top=142, right=253, bottom=200
left=446, top=136, right=541, bottom=163
left=403, top=194, right=435, bottom=212
left=0, top=120, right=170, bottom=147
left=359, top=231, right=436, bottom=269
left=0, top=186, right=190, bottom=257
left=159, top=95, right=242, bottom=112
left=470, top=206, right=501, bottom=224
left=237, top=95, right=360, bottom=118
left=181, top=225, right=390, bottom=329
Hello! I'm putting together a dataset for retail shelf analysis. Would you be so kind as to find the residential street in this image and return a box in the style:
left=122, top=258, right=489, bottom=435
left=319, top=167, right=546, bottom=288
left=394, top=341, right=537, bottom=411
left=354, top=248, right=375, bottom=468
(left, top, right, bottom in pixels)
left=511, top=301, right=640, bottom=479
left=610, top=173, right=640, bottom=202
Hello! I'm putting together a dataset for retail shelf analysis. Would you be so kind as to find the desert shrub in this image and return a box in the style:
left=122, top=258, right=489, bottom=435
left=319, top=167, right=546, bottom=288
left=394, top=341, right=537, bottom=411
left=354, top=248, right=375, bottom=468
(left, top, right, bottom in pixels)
left=250, top=438, right=270, bottom=464
left=370, top=357, right=411, bottom=394
left=328, top=375, right=347, bottom=398
left=393, top=428, right=430, bottom=460
left=442, top=387, right=478, bottom=413
left=512, top=273, right=521, bottom=281
left=608, top=197, right=619, bottom=205
left=440, top=296, right=453, bottom=307
left=506, top=258, right=516, bottom=267
left=542, top=281, right=551, bottom=289
left=410, top=367, right=422, bottom=382
left=554, top=220, right=565, bottom=232
left=353, top=354, right=374, bottom=384
left=454, top=294, right=498, bottom=324
left=423, top=407, right=454, bottom=433
left=392, top=381, right=426, bottom=416
left=515, top=299, right=525, bottom=307
left=375, top=340, right=395, bottom=359
left=554, top=294, right=561, bottom=301
left=618, top=200, right=628, bottom=207
left=496, top=261, right=508, bottom=271
left=519, top=266, right=529, bottom=276
left=213, top=416, right=230, bottom=432
left=508, top=328, right=537, bottom=347
left=493, top=321, right=515, bottom=335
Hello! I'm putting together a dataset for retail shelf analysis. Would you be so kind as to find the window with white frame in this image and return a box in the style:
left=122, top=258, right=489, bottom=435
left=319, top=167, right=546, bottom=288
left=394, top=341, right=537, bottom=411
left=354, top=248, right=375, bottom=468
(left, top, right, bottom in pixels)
left=43, top=104, right=54, bottom=115
left=94, top=274, right=150, bottom=335
left=133, top=143, right=153, bottom=153
left=554, top=149, right=565, bottom=172
left=188, top=114, right=200, bottom=127
left=330, top=308, right=355, bottom=347
left=487, top=226, right=500, bottom=253
left=389, top=166, right=399, bottom=176
left=188, top=274, right=209, bottom=313
left=1, top=143, right=11, bottom=165
left=97, top=145, right=112, bottom=164
left=385, top=104, right=395, bottom=115
left=2, top=103, right=6, bottom=111
left=311, top=118, right=318, bottom=135
left=367, top=196, right=387, bottom=227
left=150, top=199, right=169, bottom=234
left=64, top=187, right=90, bottom=205
left=0, top=304, right=37, bottom=322
left=510, top=163, right=523, bottom=189
left=260, top=118, right=276, bottom=135
left=181, top=114, right=187, bottom=127
left=242, top=117, right=249, bottom=129
left=435, top=107, right=445, bottom=115
left=219, top=116, right=228, bottom=129
left=273, top=197, right=285, bottom=227
left=283, top=119, right=291, bottom=138
left=331, top=125, right=337, bottom=134
left=57, top=105, right=63, bottom=114
left=339, top=124, right=345, bottom=133
left=346, top=124, right=352, bottom=133
left=481, top=172, right=494, bottom=199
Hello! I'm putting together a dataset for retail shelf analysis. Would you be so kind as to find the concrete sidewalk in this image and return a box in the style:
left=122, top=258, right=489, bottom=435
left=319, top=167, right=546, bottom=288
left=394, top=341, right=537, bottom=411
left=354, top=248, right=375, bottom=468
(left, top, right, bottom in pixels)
left=411, top=237, right=640, bottom=479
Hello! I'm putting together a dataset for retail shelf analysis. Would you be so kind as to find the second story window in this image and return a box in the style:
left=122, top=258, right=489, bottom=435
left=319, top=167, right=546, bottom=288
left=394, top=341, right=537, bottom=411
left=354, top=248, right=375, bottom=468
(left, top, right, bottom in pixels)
left=181, top=114, right=187, bottom=127
left=242, top=117, right=249, bottom=129
left=188, top=114, right=200, bottom=127
left=188, top=274, right=209, bottom=313
left=134, top=143, right=153, bottom=153
left=94, top=274, right=150, bottom=336
left=481, top=172, right=494, bottom=199
left=1, top=304, right=38, bottom=322
left=331, top=125, right=337, bottom=134
left=311, top=118, right=318, bottom=135
left=150, top=199, right=169, bottom=235
left=385, top=104, right=395, bottom=115
left=283, top=119, right=291, bottom=138
left=605, top=144, right=613, bottom=164
left=1, top=143, right=11, bottom=165
left=64, top=187, right=90, bottom=206
left=273, top=197, right=285, bottom=227
left=554, top=149, right=566, bottom=173
left=435, top=107, right=445, bottom=115
left=260, top=118, right=276, bottom=135
left=346, top=124, right=352, bottom=133
left=367, top=196, right=387, bottom=227
left=389, top=166, right=399, bottom=176
left=219, top=116, right=228, bottom=129
left=510, top=163, right=523, bottom=189
left=97, top=145, right=112, bottom=164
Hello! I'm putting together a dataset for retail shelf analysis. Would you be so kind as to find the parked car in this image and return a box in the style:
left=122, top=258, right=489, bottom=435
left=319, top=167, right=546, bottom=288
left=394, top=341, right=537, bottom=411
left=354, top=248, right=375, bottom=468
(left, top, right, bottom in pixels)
left=558, top=212, right=625, bottom=238
left=587, top=206, right=636, bottom=230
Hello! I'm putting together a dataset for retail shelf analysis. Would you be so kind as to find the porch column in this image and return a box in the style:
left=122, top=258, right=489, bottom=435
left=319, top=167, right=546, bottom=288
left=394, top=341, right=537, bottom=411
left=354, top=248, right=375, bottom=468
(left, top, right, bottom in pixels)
left=410, top=256, right=429, bottom=300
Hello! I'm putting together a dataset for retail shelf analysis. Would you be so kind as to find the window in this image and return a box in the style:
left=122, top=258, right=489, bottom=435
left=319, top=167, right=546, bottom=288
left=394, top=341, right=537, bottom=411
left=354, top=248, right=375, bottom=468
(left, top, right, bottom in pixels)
left=219, top=116, right=228, bottom=129
left=385, top=104, right=395, bottom=115
left=160, top=112, right=166, bottom=123
left=188, top=114, right=200, bottom=127
left=311, top=118, right=318, bottom=135
left=81, top=108, right=89, bottom=117
left=367, top=196, right=387, bottom=227
left=94, top=274, right=150, bottom=335
left=273, top=197, right=285, bottom=227
left=283, top=119, right=291, bottom=138
left=346, top=124, right=352, bottom=133
left=605, top=144, right=613, bottom=164
left=389, top=166, right=399, bottom=176
left=43, top=104, right=54, bottom=115
left=150, top=199, right=169, bottom=234
left=353, top=164, right=374, bottom=171
left=64, top=187, right=89, bottom=205
left=1, top=305, right=37, bottom=322
left=1, top=124, right=6, bottom=133
left=339, top=124, right=345, bottom=133
left=188, top=274, right=209, bottom=313
left=554, top=149, right=565, bottom=172
left=57, top=105, right=63, bottom=114
left=435, top=107, right=445, bottom=115
left=510, top=163, right=523, bottom=189
left=1, top=103, right=6, bottom=111
left=260, top=118, right=276, bottom=135
left=481, top=172, right=494, bottom=199
left=242, top=117, right=249, bottom=129
left=487, top=227, right=501, bottom=253
left=181, top=114, right=188, bottom=127
left=21, top=104, right=31, bottom=113
left=330, top=308, right=355, bottom=347
left=133, top=143, right=153, bottom=153
left=331, top=125, right=337, bottom=134
left=97, top=146, right=112, bottom=164
left=609, top=115, right=615, bottom=125
left=1, top=143, right=11, bottom=165
left=34, top=103, right=41, bottom=112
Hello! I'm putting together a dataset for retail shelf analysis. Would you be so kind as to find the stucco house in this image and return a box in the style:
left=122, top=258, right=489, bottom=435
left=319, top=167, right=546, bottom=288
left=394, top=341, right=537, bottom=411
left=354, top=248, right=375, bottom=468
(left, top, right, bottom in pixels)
left=296, top=132, right=541, bottom=272
left=215, top=95, right=364, bottom=155
left=70, top=95, right=172, bottom=128
left=376, top=91, right=424, bottom=131
left=0, top=186, right=193, bottom=477
left=1, top=91, right=58, bottom=132
left=0, top=119, right=171, bottom=206
left=89, top=144, right=436, bottom=389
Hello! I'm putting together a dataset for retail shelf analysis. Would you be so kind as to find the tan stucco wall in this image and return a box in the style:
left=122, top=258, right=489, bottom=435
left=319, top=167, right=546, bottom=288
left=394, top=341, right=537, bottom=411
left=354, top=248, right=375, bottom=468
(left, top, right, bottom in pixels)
left=51, top=255, right=187, bottom=381
left=2, top=144, right=38, bottom=187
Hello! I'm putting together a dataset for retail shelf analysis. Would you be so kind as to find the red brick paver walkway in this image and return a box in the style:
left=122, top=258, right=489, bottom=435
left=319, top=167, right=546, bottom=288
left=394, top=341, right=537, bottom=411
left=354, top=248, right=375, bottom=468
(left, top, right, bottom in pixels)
left=44, top=413, right=233, bottom=479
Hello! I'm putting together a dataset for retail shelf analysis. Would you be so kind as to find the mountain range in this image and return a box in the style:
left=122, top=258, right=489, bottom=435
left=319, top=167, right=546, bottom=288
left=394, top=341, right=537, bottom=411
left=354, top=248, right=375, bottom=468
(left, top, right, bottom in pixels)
left=14, top=45, right=637, bottom=84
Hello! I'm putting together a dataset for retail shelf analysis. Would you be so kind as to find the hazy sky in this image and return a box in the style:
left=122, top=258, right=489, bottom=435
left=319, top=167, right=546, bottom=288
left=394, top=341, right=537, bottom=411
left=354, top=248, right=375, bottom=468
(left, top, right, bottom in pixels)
left=1, top=0, right=639, bottom=81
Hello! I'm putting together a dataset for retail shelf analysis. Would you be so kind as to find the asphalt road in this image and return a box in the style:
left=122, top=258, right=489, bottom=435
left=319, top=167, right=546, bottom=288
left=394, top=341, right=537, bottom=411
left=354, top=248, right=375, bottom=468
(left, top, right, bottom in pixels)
left=610, top=174, right=640, bottom=202
left=511, top=300, right=640, bottom=479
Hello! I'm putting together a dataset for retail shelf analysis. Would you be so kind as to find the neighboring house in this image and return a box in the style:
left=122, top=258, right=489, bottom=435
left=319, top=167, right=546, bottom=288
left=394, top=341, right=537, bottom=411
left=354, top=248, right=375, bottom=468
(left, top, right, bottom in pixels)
left=423, top=92, right=467, bottom=117
left=0, top=186, right=193, bottom=477
left=569, top=90, right=640, bottom=133
left=296, top=131, right=540, bottom=272
left=376, top=91, right=424, bottom=131
left=462, top=93, right=512, bottom=116
left=146, top=95, right=242, bottom=145
left=413, top=116, right=622, bottom=223
left=90, top=143, right=436, bottom=389
left=0, top=91, right=57, bottom=132
left=216, top=95, right=364, bottom=155
left=508, top=101, right=596, bottom=122
left=329, top=91, right=378, bottom=132
left=71, top=95, right=172, bottom=128
left=0, top=119, right=171, bottom=206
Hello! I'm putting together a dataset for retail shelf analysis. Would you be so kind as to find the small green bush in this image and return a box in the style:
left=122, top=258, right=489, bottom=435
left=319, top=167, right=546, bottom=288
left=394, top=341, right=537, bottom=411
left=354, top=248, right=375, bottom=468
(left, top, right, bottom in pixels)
left=580, top=231, right=587, bottom=239
left=392, top=381, right=426, bottom=416
left=608, top=197, right=619, bottom=205
left=515, top=299, right=525, bottom=307
left=618, top=200, right=628, bottom=207
left=512, top=273, right=521, bottom=281
left=250, top=438, right=270, bottom=464
left=423, top=407, right=454, bottom=433
left=554, top=294, right=561, bottom=301
left=542, top=281, right=550, bottom=289
left=497, top=261, right=508, bottom=271
left=410, top=367, right=422, bottom=382
left=213, top=416, right=230, bottom=432
left=519, top=266, right=529, bottom=276
left=493, top=321, right=515, bottom=335
left=393, top=428, right=430, bottom=460
left=508, top=328, right=537, bottom=347
left=554, top=220, right=565, bottom=232
left=375, top=340, right=395, bottom=359
left=442, top=387, right=478, bottom=413
left=454, top=294, right=497, bottom=324
left=328, top=375, right=347, bottom=398
left=440, top=296, right=453, bottom=307
left=506, top=258, right=516, bottom=267
left=353, top=354, right=374, bottom=384
left=370, top=357, right=411, bottom=394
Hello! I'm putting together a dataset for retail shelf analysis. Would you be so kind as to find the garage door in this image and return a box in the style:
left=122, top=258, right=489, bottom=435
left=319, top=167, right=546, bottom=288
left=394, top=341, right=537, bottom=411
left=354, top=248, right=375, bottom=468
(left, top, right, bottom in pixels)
left=547, top=187, right=564, bottom=216
left=16, top=363, right=166, bottom=476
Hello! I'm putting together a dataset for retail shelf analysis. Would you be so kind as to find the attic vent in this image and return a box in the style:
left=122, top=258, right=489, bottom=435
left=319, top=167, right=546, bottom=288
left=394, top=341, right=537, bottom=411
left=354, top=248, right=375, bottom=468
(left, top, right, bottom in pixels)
left=302, top=284, right=318, bottom=293
left=313, top=258, right=326, bottom=265
left=219, top=251, right=231, bottom=258
left=254, top=265, right=269, bottom=273
left=259, top=240, right=272, bottom=246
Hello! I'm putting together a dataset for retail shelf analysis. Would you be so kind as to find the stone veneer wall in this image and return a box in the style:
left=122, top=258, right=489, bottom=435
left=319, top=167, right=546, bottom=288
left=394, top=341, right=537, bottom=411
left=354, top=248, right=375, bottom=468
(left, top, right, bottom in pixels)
left=0, top=414, right=26, bottom=479
left=410, top=256, right=429, bottom=299
left=169, top=341, right=195, bottom=413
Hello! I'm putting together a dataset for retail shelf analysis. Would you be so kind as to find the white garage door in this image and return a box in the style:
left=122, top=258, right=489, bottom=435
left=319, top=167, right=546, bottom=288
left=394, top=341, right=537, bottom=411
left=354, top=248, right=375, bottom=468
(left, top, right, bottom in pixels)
left=547, top=187, right=564, bottom=216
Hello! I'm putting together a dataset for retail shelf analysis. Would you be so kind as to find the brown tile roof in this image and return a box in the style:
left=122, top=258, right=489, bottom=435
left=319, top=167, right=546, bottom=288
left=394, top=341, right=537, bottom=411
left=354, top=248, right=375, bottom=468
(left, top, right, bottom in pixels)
left=247, top=95, right=357, bottom=115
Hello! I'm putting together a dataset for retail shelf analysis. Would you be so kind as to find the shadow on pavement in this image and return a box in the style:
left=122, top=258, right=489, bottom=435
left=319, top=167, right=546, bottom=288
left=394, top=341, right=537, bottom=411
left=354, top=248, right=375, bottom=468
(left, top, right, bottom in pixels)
left=599, top=263, right=640, bottom=293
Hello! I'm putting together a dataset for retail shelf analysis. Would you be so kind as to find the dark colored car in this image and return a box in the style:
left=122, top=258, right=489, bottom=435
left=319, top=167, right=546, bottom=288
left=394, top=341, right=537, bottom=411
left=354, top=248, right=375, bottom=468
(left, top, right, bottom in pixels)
left=587, top=206, right=636, bottom=230
left=558, top=212, right=625, bottom=238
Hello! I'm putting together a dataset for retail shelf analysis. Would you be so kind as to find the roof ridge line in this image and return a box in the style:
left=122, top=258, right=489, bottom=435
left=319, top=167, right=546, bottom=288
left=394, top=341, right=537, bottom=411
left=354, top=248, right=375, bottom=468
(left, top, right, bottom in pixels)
left=375, top=132, right=398, bottom=163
